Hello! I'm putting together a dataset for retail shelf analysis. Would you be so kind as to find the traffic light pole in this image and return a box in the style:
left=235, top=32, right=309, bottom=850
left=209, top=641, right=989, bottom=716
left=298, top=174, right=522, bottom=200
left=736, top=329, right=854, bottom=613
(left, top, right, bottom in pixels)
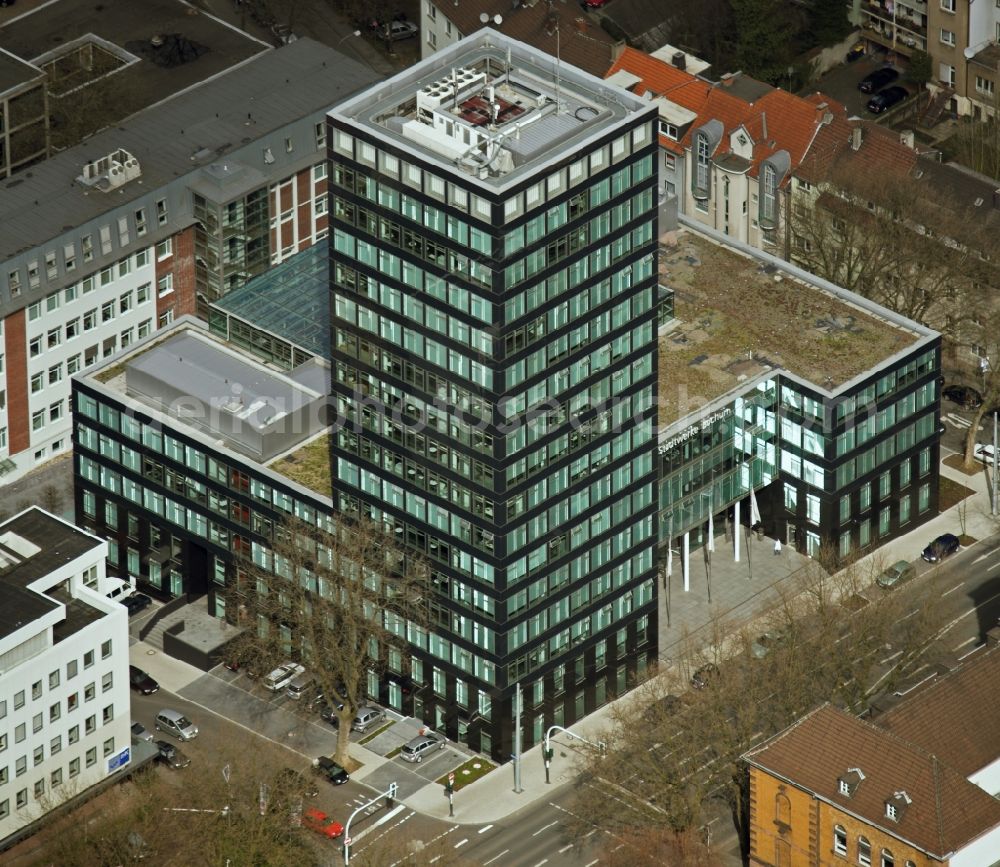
left=343, top=782, right=397, bottom=866
left=543, top=725, right=606, bottom=784
left=444, top=771, right=455, bottom=817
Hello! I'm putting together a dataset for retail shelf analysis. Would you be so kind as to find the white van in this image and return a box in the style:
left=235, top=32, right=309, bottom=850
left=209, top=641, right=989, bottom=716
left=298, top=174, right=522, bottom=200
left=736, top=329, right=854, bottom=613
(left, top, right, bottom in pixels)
left=155, top=709, right=199, bottom=741
left=285, top=671, right=313, bottom=700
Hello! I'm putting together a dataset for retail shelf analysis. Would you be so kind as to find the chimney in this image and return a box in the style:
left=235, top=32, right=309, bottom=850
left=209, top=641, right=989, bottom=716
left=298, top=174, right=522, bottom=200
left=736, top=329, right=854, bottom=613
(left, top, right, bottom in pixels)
left=720, top=72, right=734, bottom=87
left=672, top=51, right=686, bottom=71
left=851, top=126, right=863, bottom=151
left=815, top=102, right=833, bottom=125
left=899, top=129, right=915, bottom=149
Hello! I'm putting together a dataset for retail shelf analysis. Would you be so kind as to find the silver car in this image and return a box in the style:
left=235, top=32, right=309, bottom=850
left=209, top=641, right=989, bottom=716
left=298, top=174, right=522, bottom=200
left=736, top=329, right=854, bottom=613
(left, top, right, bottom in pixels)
left=350, top=706, right=386, bottom=733
left=400, top=733, right=445, bottom=763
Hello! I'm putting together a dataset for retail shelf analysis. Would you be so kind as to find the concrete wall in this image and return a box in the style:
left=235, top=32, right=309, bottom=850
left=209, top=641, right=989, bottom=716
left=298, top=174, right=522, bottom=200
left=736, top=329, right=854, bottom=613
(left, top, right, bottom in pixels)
left=807, top=32, right=864, bottom=81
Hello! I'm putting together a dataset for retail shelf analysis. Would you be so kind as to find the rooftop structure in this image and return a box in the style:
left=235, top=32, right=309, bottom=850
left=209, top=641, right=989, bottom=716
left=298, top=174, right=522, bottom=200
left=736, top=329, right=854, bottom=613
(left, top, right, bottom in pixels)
left=334, top=27, right=650, bottom=187
left=208, top=241, right=330, bottom=366
left=92, top=322, right=330, bottom=466
left=658, top=229, right=929, bottom=432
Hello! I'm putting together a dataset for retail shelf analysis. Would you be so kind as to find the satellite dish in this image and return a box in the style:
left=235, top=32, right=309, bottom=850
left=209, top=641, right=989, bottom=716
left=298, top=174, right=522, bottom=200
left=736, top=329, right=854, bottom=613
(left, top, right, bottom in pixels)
left=493, top=13, right=503, bottom=24
left=479, top=12, right=489, bottom=22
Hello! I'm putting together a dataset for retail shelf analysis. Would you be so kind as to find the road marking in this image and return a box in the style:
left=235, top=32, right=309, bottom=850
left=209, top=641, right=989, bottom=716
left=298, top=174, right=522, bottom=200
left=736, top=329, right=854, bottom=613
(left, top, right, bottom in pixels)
left=532, top=860, right=549, bottom=867
left=454, top=839, right=468, bottom=849
left=478, top=824, right=494, bottom=834
left=584, top=829, right=597, bottom=838
left=585, top=861, right=599, bottom=867
left=559, top=843, right=575, bottom=854
left=532, top=821, right=559, bottom=837
left=373, top=804, right=405, bottom=827
left=901, top=609, right=919, bottom=620
left=953, top=635, right=979, bottom=651
left=942, top=583, right=964, bottom=597
left=989, top=561, right=1000, bottom=572
left=429, top=857, right=441, bottom=864
left=482, top=851, right=509, bottom=865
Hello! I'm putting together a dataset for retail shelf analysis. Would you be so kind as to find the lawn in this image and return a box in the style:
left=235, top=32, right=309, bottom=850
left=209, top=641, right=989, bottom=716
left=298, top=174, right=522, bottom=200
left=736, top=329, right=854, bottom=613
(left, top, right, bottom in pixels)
left=357, top=720, right=394, bottom=745
left=938, top=475, right=975, bottom=511
left=269, top=433, right=331, bottom=494
left=436, top=757, right=496, bottom=792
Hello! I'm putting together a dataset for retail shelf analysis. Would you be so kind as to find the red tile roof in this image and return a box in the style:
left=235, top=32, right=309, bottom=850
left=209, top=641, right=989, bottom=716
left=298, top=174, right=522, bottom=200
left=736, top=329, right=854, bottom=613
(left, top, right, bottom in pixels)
left=877, top=644, right=1000, bottom=779
left=745, top=704, right=1000, bottom=858
left=606, top=47, right=840, bottom=183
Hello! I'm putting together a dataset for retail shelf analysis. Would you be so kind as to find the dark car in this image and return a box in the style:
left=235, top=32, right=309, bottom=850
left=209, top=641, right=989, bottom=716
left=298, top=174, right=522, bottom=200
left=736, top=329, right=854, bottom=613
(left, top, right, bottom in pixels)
left=123, top=593, right=152, bottom=616
left=942, top=384, right=983, bottom=410
left=691, top=663, right=720, bottom=690
left=155, top=740, right=191, bottom=769
left=128, top=665, right=159, bottom=695
left=867, top=85, right=908, bottom=114
left=858, top=67, right=899, bottom=93
left=313, top=756, right=350, bottom=785
left=921, top=533, right=960, bottom=563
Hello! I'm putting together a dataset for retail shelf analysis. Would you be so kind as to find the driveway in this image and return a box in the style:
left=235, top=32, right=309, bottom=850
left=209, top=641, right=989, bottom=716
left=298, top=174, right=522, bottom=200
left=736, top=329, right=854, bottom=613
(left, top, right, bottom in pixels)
left=362, top=742, right=469, bottom=800
left=811, top=52, right=897, bottom=117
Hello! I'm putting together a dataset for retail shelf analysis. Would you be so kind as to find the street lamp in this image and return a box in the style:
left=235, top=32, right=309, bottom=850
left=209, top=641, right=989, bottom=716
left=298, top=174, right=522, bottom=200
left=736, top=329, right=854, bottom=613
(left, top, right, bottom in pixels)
left=338, top=29, right=362, bottom=44
left=543, top=725, right=605, bottom=784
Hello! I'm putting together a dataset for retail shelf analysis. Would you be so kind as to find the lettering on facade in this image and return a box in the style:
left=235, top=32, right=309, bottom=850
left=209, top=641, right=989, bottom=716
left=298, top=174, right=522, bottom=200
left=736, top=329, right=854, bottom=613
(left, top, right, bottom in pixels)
left=658, top=408, right=733, bottom=456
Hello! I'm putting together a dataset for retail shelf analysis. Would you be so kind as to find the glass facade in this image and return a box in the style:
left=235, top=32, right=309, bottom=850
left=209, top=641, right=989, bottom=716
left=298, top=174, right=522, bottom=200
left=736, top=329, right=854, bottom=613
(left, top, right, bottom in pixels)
left=329, top=115, right=660, bottom=759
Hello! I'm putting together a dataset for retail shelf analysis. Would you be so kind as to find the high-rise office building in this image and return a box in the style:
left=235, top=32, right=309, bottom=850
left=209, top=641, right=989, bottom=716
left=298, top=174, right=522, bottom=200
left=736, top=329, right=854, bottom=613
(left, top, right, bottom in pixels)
left=329, top=30, right=660, bottom=757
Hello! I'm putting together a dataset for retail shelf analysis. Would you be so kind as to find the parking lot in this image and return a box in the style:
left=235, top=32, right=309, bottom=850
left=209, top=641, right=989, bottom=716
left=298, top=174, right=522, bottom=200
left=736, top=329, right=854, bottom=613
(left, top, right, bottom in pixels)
left=809, top=50, right=913, bottom=119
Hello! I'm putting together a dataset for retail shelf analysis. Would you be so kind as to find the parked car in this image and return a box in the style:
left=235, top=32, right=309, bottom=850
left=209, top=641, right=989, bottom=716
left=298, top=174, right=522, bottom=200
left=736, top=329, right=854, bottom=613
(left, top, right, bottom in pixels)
left=123, top=593, right=152, bottom=616
left=263, top=662, right=305, bottom=692
left=301, top=807, right=344, bottom=839
left=313, top=756, right=350, bottom=785
left=155, top=709, right=199, bottom=741
left=276, top=767, right=319, bottom=799
left=583, top=0, right=611, bottom=7
left=285, top=671, right=314, bottom=700
left=155, top=740, right=191, bottom=769
left=129, top=665, right=159, bottom=695
left=400, top=733, right=446, bottom=763
left=867, top=85, right=908, bottom=114
left=131, top=722, right=154, bottom=742
left=384, top=20, right=417, bottom=40
left=943, top=384, right=983, bottom=409
left=974, top=443, right=996, bottom=465
left=858, top=67, right=899, bottom=93
left=750, top=630, right=787, bottom=659
left=845, top=41, right=865, bottom=62
left=876, top=560, right=916, bottom=589
left=691, top=663, right=720, bottom=690
left=921, top=533, right=960, bottom=563
left=351, top=706, right=386, bottom=733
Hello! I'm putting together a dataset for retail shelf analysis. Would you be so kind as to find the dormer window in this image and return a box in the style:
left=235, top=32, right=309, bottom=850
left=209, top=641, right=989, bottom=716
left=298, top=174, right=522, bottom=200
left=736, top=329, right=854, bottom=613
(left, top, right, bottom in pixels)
left=885, top=791, right=911, bottom=822
left=837, top=767, right=865, bottom=798
left=659, top=120, right=679, bottom=141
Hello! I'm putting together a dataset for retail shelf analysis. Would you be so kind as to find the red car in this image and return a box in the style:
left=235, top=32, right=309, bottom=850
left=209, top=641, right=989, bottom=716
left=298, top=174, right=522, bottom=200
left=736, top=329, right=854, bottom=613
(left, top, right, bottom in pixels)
left=301, top=807, right=344, bottom=839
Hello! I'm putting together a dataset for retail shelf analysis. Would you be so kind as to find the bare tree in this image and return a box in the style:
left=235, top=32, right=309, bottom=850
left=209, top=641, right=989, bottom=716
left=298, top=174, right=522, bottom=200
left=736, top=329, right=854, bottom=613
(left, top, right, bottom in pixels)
left=566, top=560, right=946, bottom=847
left=790, top=164, right=995, bottom=349
left=226, top=514, right=428, bottom=767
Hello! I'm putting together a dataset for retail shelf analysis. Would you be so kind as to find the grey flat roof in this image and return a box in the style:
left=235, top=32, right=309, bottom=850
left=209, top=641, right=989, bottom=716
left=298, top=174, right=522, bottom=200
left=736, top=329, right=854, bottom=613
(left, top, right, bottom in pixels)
left=0, top=508, right=104, bottom=642
left=1, top=0, right=263, bottom=102
left=210, top=241, right=330, bottom=361
left=0, top=37, right=380, bottom=260
left=126, top=330, right=322, bottom=435
left=333, top=28, right=655, bottom=190
left=0, top=47, right=42, bottom=95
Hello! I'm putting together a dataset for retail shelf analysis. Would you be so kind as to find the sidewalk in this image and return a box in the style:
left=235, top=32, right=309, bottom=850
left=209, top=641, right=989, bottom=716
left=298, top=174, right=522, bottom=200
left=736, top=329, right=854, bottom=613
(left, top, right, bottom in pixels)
left=394, top=456, right=1000, bottom=824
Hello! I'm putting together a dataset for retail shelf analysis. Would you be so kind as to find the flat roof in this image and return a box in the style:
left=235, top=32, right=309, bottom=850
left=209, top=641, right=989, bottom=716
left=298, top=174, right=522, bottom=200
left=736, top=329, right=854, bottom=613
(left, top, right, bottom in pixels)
left=0, top=47, right=43, bottom=95
left=88, top=320, right=332, bottom=478
left=0, top=38, right=380, bottom=261
left=1, top=0, right=264, bottom=107
left=332, top=28, right=653, bottom=189
left=0, top=508, right=104, bottom=642
left=266, top=431, right=332, bottom=497
left=210, top=241, right=330, bottom=361
left=658, top=228, right=928, bottom=429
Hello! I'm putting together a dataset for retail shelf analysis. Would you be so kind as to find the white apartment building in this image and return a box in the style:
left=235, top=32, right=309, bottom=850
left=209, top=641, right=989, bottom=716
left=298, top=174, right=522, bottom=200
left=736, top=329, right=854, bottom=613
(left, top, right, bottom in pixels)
left=0, top=508, right=130, bottom=846
left=0, top=39, right=378, bottom=485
